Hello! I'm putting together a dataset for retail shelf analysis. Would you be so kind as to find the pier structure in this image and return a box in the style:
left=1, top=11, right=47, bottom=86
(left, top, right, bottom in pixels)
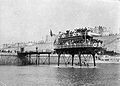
left=17, top=28, right=104, bottom=66
left=54, top=28, right=103, bottom=66
left=55, top=46, right=102, bottom=66
left=0, top=54, right=18, bottom=65
left=17, top=47, right=52, bottom=65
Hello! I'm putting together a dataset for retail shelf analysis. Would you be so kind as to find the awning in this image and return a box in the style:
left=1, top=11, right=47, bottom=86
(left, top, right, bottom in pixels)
left=87, top=31, right=101, bottom=37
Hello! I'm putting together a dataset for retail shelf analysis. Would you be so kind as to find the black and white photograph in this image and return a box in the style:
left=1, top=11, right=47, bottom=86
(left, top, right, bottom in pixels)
left=0, top=0, right=120, bottom=86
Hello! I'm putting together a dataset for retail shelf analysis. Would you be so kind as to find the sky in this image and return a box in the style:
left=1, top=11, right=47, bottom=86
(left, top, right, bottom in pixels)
left=0, top=0, right=120, bottom=44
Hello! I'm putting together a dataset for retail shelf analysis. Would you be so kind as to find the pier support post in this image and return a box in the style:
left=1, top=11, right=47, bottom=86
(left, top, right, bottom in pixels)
left=58, top=54, right=61, bottom=66
left=78, top=52, right=82, bottom=66
left=71, top=54, right=74, bottom=66
left=38, top=54, right=40, bottom=65
left=35, top=55, right=37, bottom=65
left=36, top=54, right=39, bottom=65
left=48, top=54, right=50, bottom=65
left=92, top=54, right=96, bottom=66
left=28, top=54, right=31, bottom=64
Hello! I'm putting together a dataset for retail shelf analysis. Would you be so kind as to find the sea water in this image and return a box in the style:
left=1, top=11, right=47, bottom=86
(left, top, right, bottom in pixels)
left=0, top=63, right=120, bottom=86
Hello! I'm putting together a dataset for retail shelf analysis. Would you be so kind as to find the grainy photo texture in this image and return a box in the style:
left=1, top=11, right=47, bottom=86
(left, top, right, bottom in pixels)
left=0, top=0, right=120, bottom=86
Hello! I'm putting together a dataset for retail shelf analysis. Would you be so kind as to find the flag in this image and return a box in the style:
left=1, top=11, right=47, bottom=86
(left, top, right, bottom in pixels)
left=50, top=29, right=53, bottom=36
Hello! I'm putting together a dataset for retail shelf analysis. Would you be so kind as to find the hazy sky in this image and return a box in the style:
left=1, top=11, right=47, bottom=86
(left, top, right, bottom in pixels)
left=0, top=0, right=120, bottom=44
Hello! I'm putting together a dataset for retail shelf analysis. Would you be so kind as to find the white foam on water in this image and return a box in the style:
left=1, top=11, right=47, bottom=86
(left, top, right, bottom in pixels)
left=50, top=65, right=99, bottom=68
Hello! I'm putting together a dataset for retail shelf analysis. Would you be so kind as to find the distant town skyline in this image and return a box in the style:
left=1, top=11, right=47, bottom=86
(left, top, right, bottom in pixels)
left=0, top=0, right=120, bottom=45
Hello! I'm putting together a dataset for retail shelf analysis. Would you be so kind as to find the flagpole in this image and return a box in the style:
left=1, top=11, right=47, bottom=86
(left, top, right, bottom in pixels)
left=85, top=30, right=87, bottom=44
left=50, top=29, right=52, bottom=52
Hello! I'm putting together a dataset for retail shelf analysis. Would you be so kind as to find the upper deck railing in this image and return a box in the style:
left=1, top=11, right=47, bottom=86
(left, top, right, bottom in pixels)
left=55, top=43, right=102, bottom=49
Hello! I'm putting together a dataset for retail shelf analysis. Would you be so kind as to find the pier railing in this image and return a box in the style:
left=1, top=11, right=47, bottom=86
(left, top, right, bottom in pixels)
left=55, top=43, right=102, bottom=49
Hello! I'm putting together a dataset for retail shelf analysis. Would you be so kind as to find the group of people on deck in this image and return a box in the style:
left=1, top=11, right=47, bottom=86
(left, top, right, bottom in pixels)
left=57, top=28, right=103, bottom=48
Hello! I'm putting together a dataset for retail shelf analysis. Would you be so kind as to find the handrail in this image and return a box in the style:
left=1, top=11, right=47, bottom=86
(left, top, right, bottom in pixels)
left=55, top=43, right=102, bottom=49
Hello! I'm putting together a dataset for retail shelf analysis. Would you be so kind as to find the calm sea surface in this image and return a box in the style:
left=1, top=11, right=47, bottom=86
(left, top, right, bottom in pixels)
left=0, top=64, right=120, bottom=86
